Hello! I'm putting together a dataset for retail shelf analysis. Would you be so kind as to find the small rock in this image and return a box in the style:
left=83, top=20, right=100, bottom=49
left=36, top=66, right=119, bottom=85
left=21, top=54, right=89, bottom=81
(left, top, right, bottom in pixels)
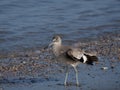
left=22, top=61, right=27, bottom=64
left=101, top=67, right=108, bottom=70
left=25, top=54, right=29, bottom=57
left=111, top=65, right=115, bottom=69
left=31, top=57, right=39, bottom=60
left=35, top=50, right=41, bottom=54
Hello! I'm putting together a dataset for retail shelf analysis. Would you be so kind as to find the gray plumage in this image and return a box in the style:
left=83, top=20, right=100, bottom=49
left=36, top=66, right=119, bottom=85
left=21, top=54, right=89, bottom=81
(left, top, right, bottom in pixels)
left=49, top=35, right=98, bottom=86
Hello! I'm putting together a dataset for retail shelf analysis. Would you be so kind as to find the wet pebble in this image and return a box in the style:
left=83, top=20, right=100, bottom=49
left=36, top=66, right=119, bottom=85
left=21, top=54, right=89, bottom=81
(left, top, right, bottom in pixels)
left=25, top=54, right=29, bottom=57
left=101, top=67, right=108, bottom=70
left=111, top=65, right=115, bottom=69
left=31, top=56, right=39, bottom=60
left=88, top=73, right=90, bottom=75
left=22, top=61, right=27, bottom=64
left=35, top=50, right=41, bottom=54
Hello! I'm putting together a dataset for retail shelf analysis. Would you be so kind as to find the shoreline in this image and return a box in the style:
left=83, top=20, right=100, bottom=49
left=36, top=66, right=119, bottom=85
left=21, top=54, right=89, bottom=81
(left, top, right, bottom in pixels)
left=0, top=31, right=120, bottom=90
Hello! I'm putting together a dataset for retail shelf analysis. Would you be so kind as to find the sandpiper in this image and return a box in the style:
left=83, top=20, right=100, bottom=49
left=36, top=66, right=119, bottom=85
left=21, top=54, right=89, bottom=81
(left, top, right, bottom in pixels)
left=49, top=35, right=98, bottom=86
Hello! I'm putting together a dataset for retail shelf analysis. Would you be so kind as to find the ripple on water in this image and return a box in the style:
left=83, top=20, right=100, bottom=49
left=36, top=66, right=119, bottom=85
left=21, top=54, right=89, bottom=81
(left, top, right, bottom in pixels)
left=0, top=30, right=15, bottom=35
left=0, top=0, right=120, bottom=52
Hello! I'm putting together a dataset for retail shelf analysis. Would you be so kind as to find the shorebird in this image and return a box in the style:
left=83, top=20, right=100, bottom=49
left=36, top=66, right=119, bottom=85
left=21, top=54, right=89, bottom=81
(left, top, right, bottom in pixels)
left=49, top=35, right=98, bottom=86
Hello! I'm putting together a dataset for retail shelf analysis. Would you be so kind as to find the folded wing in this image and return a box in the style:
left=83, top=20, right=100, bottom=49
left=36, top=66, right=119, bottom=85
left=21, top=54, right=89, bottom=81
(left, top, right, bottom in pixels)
left=66, top=48, right=98, bottom=65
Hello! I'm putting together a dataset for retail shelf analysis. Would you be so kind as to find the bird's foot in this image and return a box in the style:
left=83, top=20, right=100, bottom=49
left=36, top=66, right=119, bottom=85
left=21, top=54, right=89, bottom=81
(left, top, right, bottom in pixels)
left=76, top=83, right=81, bottom=87
left=64, top=82, right=67, bottom=86
left=64, top=82, right=81, bottom=87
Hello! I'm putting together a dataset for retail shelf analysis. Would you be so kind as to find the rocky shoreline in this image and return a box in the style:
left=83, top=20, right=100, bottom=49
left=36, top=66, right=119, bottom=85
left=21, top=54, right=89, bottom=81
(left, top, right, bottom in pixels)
left=0, top=32, right=120, bottom=90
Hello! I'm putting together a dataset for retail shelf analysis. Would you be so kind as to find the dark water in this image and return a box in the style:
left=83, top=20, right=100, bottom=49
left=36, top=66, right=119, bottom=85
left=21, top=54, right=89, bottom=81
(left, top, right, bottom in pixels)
left=0, top=0, right=120, bottom=52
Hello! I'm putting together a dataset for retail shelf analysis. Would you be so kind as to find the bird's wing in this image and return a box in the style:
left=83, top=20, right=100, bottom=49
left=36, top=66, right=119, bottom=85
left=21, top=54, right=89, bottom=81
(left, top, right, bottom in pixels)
left=66, top=48, right=84, bottom=60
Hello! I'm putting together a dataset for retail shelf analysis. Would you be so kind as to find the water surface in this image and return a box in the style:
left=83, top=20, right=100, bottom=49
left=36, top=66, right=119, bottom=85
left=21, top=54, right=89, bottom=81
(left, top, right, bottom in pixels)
left=0, top=0, right=120, bottom=52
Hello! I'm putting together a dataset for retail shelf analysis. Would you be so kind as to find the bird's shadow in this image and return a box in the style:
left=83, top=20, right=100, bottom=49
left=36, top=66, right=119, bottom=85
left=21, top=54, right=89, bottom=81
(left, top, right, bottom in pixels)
left=56, top=82, right=82, bottom=87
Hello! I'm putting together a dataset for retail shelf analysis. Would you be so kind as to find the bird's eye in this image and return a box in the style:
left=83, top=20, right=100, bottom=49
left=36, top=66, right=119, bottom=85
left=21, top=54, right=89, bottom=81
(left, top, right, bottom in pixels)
left=52, top=36, right=60, bottom=42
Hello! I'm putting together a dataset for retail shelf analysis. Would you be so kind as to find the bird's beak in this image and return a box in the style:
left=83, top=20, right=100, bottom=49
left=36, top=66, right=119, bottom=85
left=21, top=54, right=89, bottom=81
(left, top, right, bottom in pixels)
left=44, top=42, right=54, bottom=50
left=49, top=38, right=56, bottom=47
left=48, top=42, right=53, bottom=47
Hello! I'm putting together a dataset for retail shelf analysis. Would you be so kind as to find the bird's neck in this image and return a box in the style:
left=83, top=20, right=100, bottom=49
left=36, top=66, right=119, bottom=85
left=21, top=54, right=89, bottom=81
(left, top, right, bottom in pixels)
left=53, top=43, right=62, bottom=56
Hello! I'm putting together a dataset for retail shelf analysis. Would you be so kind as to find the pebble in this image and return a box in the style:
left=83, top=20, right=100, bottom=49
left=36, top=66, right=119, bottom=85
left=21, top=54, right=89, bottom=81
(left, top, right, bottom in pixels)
left=101, top=67, right=108, bottom=70
left=35, top=50, right=41, bottom=54
left=111, top=65, right=115, bottom=69
left=22, top=61, right=27, bottom=64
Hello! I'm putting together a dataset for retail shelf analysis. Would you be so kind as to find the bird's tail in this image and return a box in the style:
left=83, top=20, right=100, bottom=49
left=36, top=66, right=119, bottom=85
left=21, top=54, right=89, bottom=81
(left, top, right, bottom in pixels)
left=80, top=54, right=98, bottom=65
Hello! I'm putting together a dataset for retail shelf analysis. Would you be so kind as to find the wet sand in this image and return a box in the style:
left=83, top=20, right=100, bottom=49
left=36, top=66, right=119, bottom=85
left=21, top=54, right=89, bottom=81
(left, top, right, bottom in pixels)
left=0, top=32, right=120, bottom=90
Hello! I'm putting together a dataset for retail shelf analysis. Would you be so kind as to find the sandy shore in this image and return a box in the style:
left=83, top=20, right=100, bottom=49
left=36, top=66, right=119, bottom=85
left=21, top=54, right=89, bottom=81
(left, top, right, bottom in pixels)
left=0, top=32, right=120, bottom=90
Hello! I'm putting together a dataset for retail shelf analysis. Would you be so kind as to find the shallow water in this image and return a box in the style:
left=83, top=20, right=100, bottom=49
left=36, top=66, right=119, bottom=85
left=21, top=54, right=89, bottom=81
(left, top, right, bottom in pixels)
left=0, top=0, right=120, bottom=52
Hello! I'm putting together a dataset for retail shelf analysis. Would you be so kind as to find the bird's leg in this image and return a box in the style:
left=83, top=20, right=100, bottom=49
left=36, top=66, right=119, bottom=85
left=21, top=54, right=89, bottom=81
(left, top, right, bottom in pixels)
left=73, top=66, right=79, bottom=86
left=64, top=66, right=69, bottom=86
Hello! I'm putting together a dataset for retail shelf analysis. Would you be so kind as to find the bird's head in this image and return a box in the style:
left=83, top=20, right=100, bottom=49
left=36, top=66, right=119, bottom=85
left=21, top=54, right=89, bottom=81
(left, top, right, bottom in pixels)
left=49, top=35, right=62, bottom=47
